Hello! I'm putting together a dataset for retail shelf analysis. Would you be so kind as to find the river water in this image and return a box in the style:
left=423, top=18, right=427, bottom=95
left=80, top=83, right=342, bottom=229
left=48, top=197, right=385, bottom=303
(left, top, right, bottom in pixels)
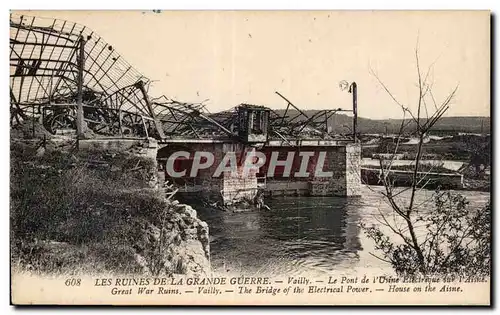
left=196, top=186, right=489, bottom=278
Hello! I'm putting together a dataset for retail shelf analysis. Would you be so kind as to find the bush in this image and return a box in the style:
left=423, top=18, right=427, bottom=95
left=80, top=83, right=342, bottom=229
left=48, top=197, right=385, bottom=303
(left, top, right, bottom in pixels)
left=363, top=192, right=490, bottom=276
left=10, top=142, right=169, bottom=275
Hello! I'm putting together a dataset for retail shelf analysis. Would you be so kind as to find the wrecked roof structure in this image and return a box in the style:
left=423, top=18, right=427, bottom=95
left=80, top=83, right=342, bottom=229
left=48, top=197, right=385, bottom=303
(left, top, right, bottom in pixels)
left=9, top=14, right=223, bottom=139
left=11, top=14, right=155, bottom=135
left=10, top=14, right=356, bottom=143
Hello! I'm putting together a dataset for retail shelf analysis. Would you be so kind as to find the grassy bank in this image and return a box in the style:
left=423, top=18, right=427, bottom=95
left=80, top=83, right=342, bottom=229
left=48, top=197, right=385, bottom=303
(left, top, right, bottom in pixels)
left=10, top=140, right=209, bottom=276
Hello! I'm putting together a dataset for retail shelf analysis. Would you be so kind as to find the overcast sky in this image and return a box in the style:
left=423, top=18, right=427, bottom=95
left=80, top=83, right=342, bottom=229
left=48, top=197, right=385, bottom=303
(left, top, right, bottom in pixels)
left=17, top=10, right=490, bottom=119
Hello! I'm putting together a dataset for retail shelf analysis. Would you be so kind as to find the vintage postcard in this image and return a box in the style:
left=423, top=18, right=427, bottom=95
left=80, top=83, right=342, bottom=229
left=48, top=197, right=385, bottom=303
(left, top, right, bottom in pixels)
left=9, top=10, right=491, bottom=305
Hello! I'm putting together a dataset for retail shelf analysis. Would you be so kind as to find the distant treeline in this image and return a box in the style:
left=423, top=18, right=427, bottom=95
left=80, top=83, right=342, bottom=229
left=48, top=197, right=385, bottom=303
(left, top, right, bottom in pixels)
left=270, top=109, right=490, bottom=134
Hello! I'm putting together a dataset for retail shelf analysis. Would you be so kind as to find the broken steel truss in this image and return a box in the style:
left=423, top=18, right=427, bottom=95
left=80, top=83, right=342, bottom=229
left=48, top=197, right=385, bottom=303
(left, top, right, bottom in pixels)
left=269, top=91, right=355, bottom=141
left=9, top=14, right=227, bottom=139
left=10, top=14, right=356, bottom=143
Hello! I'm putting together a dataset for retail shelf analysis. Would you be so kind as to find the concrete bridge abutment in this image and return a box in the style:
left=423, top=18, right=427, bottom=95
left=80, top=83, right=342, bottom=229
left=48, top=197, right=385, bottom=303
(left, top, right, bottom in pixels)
left=157, top=140, right=362, bottom=206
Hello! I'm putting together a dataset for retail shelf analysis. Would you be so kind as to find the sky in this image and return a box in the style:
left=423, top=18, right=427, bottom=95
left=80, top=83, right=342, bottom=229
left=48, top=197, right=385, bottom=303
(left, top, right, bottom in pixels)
left=15, top=10, right=490, bottom=119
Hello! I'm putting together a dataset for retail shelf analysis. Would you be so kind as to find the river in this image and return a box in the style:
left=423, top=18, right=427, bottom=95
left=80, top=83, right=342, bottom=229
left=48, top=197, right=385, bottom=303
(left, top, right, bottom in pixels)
left=196, top=186, right=489, bottom=278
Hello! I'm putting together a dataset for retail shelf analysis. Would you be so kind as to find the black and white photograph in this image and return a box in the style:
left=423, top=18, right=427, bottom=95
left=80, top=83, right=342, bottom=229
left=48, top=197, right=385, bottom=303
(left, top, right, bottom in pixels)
left=8, top=9, right=491, bottom=305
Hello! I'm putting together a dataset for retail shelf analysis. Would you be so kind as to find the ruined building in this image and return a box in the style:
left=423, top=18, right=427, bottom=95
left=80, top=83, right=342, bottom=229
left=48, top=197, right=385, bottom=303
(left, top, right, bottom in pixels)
left=10, top=14, right=361, bottom=206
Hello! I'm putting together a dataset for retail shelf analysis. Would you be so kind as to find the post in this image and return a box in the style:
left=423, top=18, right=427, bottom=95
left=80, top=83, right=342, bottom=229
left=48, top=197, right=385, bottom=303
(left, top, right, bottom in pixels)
left=136, top=80, right=166, bottom=139
left=324, top=110, right=328, bottom=137
left=76, top=37, right=86, bottom=138
left=118, top=109, right=123, bottom=137
left=32, top=105, right=35, bottom=138
left=349, top=82, right=358, bottom=142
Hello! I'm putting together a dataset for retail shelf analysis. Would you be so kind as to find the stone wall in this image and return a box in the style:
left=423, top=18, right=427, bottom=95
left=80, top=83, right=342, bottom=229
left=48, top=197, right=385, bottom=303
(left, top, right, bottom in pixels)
left=220, top=143, right=259, bottom=204
left=159, top=141, right=362, bottom=203
left=158, top=142, right=259, bottom=205
left=345, top=143, right=362, bottom=197
left=79, top=138, right=159, bottom=160
left=263, top=144, right=362, bottom=197
left=309, top=146, right=347, bottom=196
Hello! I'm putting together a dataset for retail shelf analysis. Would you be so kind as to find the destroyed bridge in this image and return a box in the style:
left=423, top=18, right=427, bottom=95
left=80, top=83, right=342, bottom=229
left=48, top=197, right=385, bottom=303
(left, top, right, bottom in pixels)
left=10, top=14, right=362, bottom=202
left=10, top=14, right=358, bottom=145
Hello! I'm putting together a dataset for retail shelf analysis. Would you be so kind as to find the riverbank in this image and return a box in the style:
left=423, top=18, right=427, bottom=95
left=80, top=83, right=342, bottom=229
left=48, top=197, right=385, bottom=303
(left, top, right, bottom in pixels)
left=196, top=186, right=490, bottom=277
left=360, top=134, right=490, bottom=161
left=360, top=161, right=490, bottom=192
left=10, top=135, right=210, bottom=277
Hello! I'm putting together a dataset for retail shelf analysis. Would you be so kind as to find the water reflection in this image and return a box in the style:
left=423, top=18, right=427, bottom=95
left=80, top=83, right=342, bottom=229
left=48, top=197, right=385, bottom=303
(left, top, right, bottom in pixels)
left=196, top=186, right=489, bottom=277
left=197, top=196, right=363, bottom=276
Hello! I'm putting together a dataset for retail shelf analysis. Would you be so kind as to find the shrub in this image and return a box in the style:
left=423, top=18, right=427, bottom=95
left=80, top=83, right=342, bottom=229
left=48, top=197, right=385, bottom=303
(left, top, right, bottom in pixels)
left=10, top=142, right=170, bottom=275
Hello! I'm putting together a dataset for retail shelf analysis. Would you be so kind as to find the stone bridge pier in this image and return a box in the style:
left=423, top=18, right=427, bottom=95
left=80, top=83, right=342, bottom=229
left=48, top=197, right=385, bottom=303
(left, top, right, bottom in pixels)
left=156, top=139, right=362, bottom=206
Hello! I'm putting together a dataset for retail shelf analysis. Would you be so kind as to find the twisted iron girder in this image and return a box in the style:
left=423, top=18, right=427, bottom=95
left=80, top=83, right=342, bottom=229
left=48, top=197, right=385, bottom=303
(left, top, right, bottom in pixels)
left=10, top=14, right=353, bottom=142
left=9, top=13, right=230, bottom=139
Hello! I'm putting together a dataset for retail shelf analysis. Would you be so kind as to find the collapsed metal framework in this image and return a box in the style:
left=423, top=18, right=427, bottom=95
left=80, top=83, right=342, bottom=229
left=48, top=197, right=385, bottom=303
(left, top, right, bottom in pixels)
left=10, top=14, right=356, bottom=143
left=10, top=14, right=217, bottom=139
left=11, top=14, right=155, bottom=136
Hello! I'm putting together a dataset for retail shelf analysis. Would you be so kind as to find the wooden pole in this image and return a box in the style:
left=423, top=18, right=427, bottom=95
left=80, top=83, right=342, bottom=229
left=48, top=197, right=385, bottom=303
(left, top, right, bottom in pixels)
left=76, top=37, right=85, bottom=138
left=135, top=80, right=165, bottom=139
left=350, top=82, right=358, bottom=142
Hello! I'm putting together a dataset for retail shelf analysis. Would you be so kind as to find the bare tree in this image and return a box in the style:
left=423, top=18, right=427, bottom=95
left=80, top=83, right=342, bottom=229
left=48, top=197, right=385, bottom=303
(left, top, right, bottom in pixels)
left=363, top=45, right=490, bottom=276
